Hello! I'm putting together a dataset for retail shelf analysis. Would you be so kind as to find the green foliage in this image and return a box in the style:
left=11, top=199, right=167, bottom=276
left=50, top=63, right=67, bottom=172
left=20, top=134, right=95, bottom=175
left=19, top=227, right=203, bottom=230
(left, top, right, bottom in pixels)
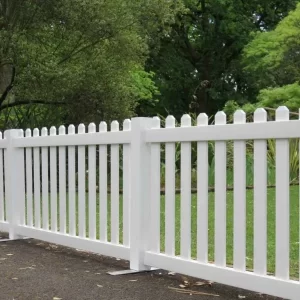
left=244, top=3, right=300, bottom=82
left=147, top=0, right=298, bottom=118
left=243, top=2, right=300, bottom=111
left=257, top=83, right=300, bottom=110
left=0, top=0, right=183, bottom=128
left=224, top=83, right=300, bottom=115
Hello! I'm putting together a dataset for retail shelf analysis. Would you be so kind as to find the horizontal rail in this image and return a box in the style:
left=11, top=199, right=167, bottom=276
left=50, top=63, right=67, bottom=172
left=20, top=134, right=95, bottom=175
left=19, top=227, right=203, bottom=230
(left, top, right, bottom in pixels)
left=145, top=120, right=300, bottom=143
left=0, top=139, right=8, bottom=149
left=13, top=131, right=131, bottom=148
left=145, top=252, right=300, bottom=300
left=0, top=222, right=9, bottom=232
left=16, top=226, right=130, bottom=260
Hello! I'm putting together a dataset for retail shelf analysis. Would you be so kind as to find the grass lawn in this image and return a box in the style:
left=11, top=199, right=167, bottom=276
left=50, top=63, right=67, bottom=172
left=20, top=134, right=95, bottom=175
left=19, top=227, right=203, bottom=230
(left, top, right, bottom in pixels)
left=160, top=186, right=299, bottom=279
left=25, top=185, right=299, bottom=279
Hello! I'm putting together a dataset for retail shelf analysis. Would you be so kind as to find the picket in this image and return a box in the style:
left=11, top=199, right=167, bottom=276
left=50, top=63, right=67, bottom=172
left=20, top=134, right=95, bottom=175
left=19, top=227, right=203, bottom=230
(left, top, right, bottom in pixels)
left=88, top=123, right=96, bottom=240
left=25, top=129, right=33, bottom=227
left=33, top=128, right=41, bottom=229
left=41, top=128, right=49, bottom=230
left=150, top=117, right=161, bottom=252
left=197, top=113, right=209, bottom=263
left=165, top=116, right=176, bottom=256
left=59, top=126, right=66, bottom=234
left=180, top=114, right=192, bottom=259
left=99, top=122, right=108, bottom=242
left=253, top=108, right=267, bottom=275
left=122, top=119, right=131, bottom=246
left=111, top=121, right=120, bottom=244
left=50, top=126, right=57, bottom=232
left=275, top=107, right=290, bottom=280
left=214, top=112, right=227, bottom=267
left=68, top=125, right=76, bottom=236
left=233, top=110, right=246, bottom=271
left=78, top=124, right=86, bottom=238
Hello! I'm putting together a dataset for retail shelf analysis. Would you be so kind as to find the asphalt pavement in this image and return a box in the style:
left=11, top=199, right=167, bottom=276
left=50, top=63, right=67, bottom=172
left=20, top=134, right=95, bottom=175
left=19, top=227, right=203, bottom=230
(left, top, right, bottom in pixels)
left=0, top=234, right=284, bottom=300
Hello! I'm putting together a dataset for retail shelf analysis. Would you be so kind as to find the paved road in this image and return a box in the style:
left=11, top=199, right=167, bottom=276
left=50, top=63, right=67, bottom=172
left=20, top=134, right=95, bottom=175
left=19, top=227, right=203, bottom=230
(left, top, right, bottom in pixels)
left=0, top=235, right=283, bottom=300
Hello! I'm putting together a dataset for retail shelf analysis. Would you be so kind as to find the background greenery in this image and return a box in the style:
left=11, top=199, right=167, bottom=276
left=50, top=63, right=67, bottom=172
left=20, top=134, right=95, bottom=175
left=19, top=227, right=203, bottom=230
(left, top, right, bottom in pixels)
left=1, top=0, right=300, bottom=129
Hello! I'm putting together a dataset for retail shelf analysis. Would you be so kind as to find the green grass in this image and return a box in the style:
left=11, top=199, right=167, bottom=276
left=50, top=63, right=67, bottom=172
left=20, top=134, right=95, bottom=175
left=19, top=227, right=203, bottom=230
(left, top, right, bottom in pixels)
left=159, top=186, right=299, bottom=279
left=24, top=185, right=299, bottom=279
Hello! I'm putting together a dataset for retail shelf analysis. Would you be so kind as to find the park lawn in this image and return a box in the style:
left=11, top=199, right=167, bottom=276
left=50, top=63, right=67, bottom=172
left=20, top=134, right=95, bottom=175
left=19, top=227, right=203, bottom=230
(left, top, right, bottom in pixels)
left=159, top=185, right=299, bottom=279
left=27, top=185, right=299, bottom=279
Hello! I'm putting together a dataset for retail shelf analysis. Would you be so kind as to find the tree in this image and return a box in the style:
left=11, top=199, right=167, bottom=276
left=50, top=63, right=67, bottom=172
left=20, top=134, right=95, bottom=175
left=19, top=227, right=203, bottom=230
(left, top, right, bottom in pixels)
left=0, top=0, right=182, bottom=128
left=241, top=2, right=300, bottom=111
left=146, top=0, right=298, bottom=118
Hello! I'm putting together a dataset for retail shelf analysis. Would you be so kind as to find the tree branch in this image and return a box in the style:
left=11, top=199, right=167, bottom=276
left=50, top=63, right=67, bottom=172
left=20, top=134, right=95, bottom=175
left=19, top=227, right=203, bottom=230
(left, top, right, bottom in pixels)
left=58, top=20, right=138, bottom=65
left=0, top=99, right=67, bottom=111
left=0, top=64, right=15, bottom=106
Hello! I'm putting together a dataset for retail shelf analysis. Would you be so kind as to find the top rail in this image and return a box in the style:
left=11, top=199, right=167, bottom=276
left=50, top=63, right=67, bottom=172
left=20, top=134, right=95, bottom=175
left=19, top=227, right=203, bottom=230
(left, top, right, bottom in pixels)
left=145, top=120, right=300, bottom=143
left=13, top=131, right=131, bottom=148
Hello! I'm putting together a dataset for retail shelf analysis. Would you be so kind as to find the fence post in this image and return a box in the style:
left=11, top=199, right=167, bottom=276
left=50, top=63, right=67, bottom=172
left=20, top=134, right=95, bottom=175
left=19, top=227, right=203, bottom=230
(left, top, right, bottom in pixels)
left=4, top=129, right=25, bottom=240
left=130, top=117, right=152, bottom=271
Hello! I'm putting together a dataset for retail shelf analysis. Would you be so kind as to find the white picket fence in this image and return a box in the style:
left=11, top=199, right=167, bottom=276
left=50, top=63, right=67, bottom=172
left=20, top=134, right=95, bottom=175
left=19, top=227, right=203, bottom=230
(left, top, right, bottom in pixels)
left=0, top=106, right=300, bottom=299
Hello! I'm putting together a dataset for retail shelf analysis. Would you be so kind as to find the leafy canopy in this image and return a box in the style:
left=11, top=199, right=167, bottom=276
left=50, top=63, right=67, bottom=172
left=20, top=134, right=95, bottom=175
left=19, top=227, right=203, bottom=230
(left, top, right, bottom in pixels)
left=0, top=0, right=183, bottom=127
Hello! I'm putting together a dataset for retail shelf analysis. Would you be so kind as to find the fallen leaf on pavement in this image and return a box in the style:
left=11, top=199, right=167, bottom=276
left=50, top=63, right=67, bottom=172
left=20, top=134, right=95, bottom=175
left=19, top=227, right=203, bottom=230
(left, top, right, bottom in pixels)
left=129, top=280, right=137, bottom=282
left=53, top=297, right=62, bottom=300
left=6, top=253, right=13, bottom=256
left=168, top=272, right=176, bottom=275
left=238, top=296, right=246, bottom=299
left=97, top=285, right=103, bottom=288
left=193, top=280, right=213, bottom=287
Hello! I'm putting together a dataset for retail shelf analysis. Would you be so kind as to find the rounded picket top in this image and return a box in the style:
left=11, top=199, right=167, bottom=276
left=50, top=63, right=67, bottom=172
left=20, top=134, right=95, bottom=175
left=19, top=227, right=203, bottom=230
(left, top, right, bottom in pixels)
left=68, top=124, right=75, bottom=134
left=50, top=126, right=56, bottom=136
left=276, top=106, right=289, bottom=121
left=25, top=129, right=32, bottom=137
left=123, top=119, right=131, bottom=131
left=19, top=129, right=24, bottom=137
left=197, top=113, right=208, bottom=126
left=0, top=131, right=2, bottom=139
left=111, top=120, right=119, bottom=132
left=59, top=125, right=66, bottom=135
left=99, top=121, right=107, bottom=133
left=41, top=127, right=48, bottom=136
left=152, top=116, right=160, bottom=129
left=215, top=111, right=226, bottom=125
left=254, top=108, right=267, bottom=122
left=88, top=122, right=96, bottom=133
left=233, top=110, right=246, bottom=124
left=181, top=114, right=191, bottom=127
left=165, top=115, right=176, bottom=128
left=78, top=123, right=85, bottom=134
left=33, top=128, right=39, bottom=137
